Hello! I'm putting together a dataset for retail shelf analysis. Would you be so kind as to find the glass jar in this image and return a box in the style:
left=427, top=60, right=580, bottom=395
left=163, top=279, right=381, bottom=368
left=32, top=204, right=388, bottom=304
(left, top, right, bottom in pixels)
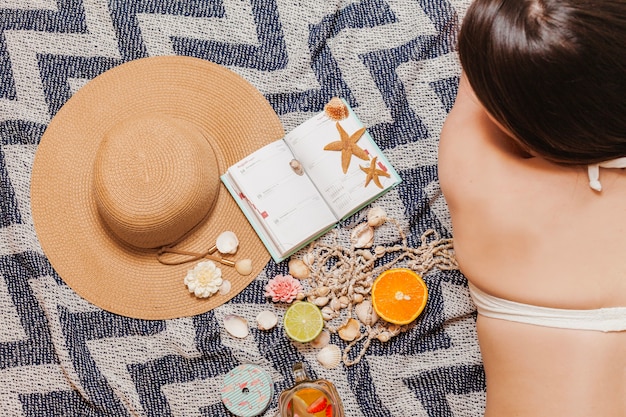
left=276, top=362, right=344, bottom=417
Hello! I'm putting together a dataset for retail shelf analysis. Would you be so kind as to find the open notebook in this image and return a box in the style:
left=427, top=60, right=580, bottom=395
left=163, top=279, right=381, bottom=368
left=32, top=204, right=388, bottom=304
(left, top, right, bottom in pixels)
left=221, top=99, right=401, bottom=262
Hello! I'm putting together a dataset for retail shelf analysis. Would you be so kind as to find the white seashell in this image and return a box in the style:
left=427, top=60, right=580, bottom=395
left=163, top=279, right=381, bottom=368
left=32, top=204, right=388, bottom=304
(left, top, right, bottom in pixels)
left=316, top=286, right=331, bottom=297
left=219, top=280, right=232, bottom=295
left=376, top=331, right=391, bottom=343
left=374, top=246, right=386, bottom=255
left=355, top=300, right=379, bottom=326
left=338, top=296, right=350, bottom=308
left=312, top=296, right=330, bottom=307
left=353, top=286, right=369, bottom=295
left=288, top=259, right=310, bottom=279
left=223, top=315, right=249, bottom=338
left=356, top=249, right=374, bottom=261
left=234, top=259, right=253, bottom=276
left=310, top=330, right=330, bottom=348
left=353, top=294, right=364, bottom=304
left=337, top=318, right=360, bottom=342
left=367, top=207, right=387, bottom=227
left=316, top=344, right=342, bottom=369
left=329, top=298, right=342, bottom=311
left=256, top=310, right=278, bottom=330
left=302, top=252, right=315, bottom=265
left=216, top=231, right=239, bottom=254
left=350, top=223, right=374, bottom=248
left=321, top=307, right=334, bottom=320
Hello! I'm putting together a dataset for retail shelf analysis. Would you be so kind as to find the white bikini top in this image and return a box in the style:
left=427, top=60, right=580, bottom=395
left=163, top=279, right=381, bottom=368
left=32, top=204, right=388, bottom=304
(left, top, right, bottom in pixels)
left=587, top=157, right=626, bottom=191
left=464, top=159, right=626, bottom=331
left=468, top=283, right=626, bottom=332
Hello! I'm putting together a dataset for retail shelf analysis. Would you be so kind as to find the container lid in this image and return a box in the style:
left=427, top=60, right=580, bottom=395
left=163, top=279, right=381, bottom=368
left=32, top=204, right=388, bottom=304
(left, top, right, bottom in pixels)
left=220, top=364, right=274, bottom=417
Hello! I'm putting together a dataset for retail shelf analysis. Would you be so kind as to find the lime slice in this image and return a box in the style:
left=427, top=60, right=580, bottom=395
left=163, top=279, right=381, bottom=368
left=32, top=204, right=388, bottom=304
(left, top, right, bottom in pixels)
left=283, top=301, right=324, bottom=343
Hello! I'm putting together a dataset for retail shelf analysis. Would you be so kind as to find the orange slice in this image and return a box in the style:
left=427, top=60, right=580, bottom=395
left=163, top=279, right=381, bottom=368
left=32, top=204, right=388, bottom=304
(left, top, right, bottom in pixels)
left=371, top=268, right=428, bottom=325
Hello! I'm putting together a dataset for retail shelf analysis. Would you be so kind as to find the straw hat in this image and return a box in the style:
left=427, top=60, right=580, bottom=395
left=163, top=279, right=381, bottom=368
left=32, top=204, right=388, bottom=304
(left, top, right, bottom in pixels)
left=30, top=56, right=284, bottom=320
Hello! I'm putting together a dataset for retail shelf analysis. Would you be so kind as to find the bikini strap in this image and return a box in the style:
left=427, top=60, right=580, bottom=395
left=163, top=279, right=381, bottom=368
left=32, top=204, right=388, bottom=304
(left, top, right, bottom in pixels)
left=587, top=157, right=626, bottom=191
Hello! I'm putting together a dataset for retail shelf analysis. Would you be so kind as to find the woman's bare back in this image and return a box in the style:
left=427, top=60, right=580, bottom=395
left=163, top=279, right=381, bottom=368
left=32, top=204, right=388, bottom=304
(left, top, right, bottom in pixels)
left=438, top=77, right=626, bottom=416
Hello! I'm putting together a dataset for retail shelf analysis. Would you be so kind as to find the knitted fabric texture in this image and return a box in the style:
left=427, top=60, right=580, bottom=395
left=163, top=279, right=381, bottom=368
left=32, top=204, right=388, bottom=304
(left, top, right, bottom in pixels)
left=0, top=1, right=483, bottom=416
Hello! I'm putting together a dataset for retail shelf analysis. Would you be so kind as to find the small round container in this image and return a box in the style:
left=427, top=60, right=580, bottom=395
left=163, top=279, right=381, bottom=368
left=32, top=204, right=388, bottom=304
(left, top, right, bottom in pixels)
left=221, top=364, right=274, bottom=417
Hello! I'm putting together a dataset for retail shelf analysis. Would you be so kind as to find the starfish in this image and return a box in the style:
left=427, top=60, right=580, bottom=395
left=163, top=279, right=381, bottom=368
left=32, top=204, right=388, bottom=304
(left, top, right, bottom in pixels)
left=360, top=156, right=390, bottom=188
left=323, top=123, right=369, bottom=173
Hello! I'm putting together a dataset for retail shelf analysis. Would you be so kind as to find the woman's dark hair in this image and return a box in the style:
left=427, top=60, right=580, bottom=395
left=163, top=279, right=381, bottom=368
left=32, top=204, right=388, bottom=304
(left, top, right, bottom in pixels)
left=458, top=0, right=626, bottom=164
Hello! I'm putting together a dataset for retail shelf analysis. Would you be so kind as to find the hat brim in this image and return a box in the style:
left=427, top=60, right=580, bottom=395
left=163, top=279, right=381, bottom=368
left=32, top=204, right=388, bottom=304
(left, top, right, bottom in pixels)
left=30, top=56, right=284, bottom=320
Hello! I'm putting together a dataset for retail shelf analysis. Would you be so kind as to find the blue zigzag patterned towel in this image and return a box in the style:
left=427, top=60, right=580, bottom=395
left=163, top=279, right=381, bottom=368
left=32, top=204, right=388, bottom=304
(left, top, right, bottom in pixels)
left=0, top=1, right=484, bottom=416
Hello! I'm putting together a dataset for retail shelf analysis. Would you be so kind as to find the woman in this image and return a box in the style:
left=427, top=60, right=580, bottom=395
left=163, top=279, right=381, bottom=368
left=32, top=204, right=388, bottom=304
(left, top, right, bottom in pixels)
left=438, top=0, right=626, bottom=415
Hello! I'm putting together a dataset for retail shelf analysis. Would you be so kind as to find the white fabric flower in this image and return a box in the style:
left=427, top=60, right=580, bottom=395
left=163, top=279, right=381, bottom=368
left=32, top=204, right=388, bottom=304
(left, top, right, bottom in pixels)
left=184, top=261, right=223, bottom=298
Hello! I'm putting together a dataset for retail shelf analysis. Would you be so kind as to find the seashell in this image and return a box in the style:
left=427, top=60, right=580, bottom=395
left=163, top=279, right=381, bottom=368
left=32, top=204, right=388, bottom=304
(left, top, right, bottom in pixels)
left=376, top=331, right=391, bottom=343
left=288, top=258, right=310, bottom=279
left=219, top=279, right=232, bottom=295
left=256, top=310, right=278, bottom=330
left=289, top=159, right=304, bottom=176
left=356, top=249, right=374, bottom=261
left=324, top=97, right=349, bottom=121
left=350, top=223, right=374, bottom=248
left=367, top=206, right=387, bottom=227
left=311, top=330, right=330, bottom=348
left=329, top=298, right=342, bottom=311
left=321, top=307, right=334, bottom=320
left=353, top=293, right=364, bottom=304
left=312, top=296, right=329, bottom=307
left=234, top=258, right=253, bottom=276
left=353, top=286, right=369, bottom=295
left=374, top=245, right=386, bottom=255
left=338, top=296, right=350, bottom=308
left=223, top=315, right=249, bottom=338
left=337, top=318, right=360, bottom=342
left=355, top=300, right=379, bottom=326
left=317, top=344, right=342, bottom=369
left=296, top=292, right=306, bottom=301
left=216, top=231, right=239, bottom=255
left=316, top=286, right=331, bottom=297
left=302, top=252, right=315, bottom=265
left=388, top=324, right=401, bottom=333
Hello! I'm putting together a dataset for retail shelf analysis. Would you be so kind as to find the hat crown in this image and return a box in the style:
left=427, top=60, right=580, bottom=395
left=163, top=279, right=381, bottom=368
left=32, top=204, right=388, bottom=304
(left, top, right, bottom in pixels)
left=93, top=115, right=220, bottom=249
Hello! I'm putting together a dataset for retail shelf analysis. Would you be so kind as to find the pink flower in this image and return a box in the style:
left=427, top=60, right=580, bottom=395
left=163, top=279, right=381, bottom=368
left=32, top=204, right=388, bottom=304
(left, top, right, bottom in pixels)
left=265, top=274, right=302, bottom=303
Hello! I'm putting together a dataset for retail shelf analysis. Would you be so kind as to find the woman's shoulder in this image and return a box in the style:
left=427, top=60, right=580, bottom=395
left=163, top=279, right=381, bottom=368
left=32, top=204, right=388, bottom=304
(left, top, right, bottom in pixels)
left=438, top=77, right=626, bottom=309
left=439, top=76, right=589, bottom=208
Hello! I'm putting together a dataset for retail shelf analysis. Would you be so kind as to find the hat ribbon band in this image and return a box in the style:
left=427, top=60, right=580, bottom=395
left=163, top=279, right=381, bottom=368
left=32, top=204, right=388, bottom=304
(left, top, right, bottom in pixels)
left=157, top=246, right=236, bottom=267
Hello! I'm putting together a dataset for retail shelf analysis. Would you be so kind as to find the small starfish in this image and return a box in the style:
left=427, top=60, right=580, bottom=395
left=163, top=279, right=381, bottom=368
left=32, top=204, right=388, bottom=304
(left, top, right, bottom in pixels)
left=360, top=156, right=390, bottom=188
left=323, top=123, right=369, bottom=173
